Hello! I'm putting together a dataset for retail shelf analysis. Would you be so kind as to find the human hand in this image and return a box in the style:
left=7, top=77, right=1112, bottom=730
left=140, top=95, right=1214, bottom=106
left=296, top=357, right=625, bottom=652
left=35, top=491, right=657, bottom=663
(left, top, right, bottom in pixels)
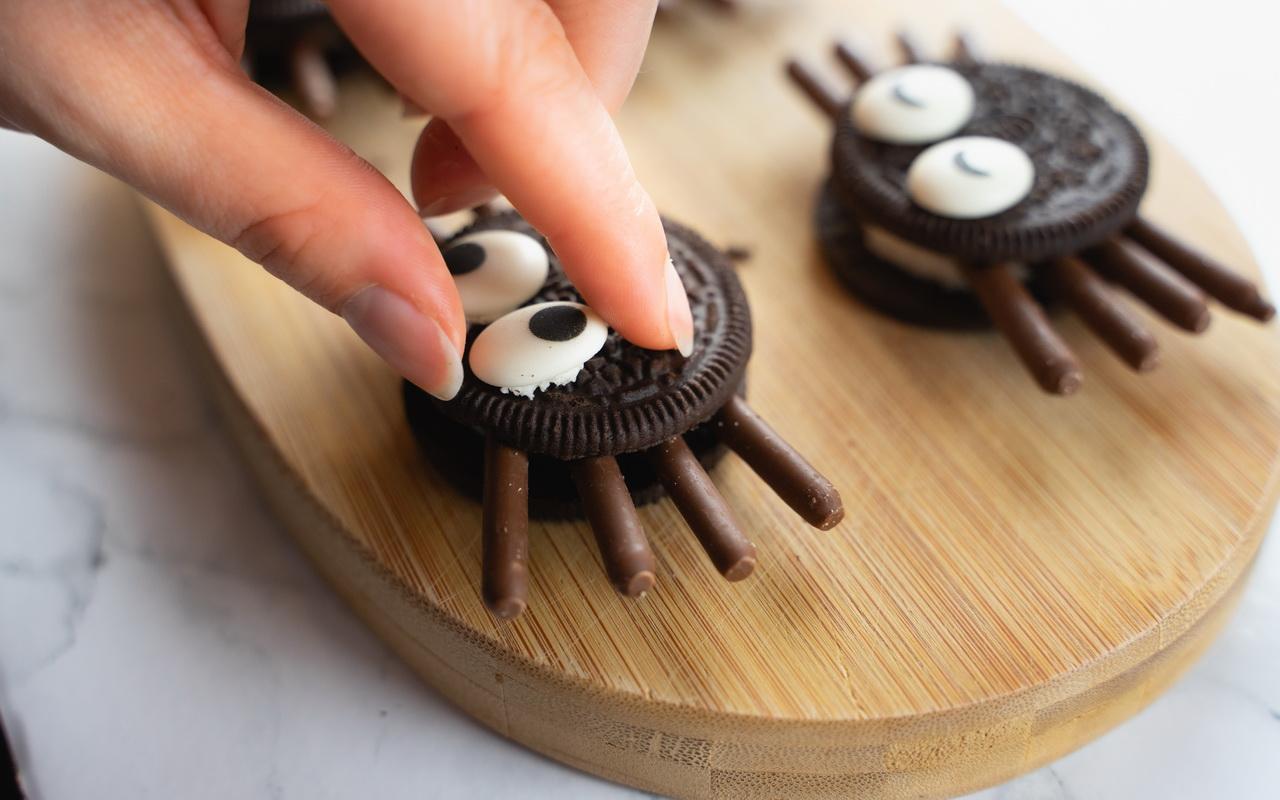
left=0, top=0, right=690, bottom=400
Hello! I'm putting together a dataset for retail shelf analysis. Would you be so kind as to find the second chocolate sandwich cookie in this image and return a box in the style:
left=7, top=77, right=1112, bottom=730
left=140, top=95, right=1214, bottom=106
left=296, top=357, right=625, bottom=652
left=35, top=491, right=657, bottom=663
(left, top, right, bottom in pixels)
left=788, top=32, right=1273, bottom=394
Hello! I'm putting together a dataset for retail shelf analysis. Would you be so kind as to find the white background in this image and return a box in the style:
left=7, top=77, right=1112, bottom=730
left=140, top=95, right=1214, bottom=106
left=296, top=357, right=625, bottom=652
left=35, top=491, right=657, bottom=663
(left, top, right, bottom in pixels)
left=1, top=1, right=1278, bottom=797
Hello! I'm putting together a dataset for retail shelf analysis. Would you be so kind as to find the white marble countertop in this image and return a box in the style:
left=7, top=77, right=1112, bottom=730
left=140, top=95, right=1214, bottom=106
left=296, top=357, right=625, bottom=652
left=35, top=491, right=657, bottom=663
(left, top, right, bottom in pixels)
left=2, top=2, right=1278, bottom=798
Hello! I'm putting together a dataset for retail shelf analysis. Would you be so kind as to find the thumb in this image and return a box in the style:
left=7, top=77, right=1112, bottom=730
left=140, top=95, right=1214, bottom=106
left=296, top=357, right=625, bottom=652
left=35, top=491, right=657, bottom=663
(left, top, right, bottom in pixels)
left=1, top=3, right=466, bottom=399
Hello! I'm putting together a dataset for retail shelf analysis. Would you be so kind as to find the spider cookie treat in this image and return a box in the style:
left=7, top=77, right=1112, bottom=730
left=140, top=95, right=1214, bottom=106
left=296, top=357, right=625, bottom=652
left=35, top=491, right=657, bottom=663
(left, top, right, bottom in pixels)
left=787, top=33, right=1274, bottom=394
left=404, top=212, right=843, bottom=620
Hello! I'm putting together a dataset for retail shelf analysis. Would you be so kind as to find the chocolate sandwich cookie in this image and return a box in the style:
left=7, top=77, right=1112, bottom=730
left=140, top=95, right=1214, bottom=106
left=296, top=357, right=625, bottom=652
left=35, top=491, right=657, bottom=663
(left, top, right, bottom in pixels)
left=788, top=32, right=1273, bottom=394
left=404, top=212, right=843, bottom=619
left=831, top=61, right=1149, bottom=263
left=439, top=214, right=751, bottom=460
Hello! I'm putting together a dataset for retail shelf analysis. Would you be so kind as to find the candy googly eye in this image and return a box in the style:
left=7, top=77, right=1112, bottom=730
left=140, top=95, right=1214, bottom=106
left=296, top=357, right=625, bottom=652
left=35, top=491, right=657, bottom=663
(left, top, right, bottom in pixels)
left=851, top=64, right=975, bottom=145
left=906, top=135, right=1035, bottom=218
left=469, top=302, right=609, bottom=398
left=444, top=231, right=550, bottom=324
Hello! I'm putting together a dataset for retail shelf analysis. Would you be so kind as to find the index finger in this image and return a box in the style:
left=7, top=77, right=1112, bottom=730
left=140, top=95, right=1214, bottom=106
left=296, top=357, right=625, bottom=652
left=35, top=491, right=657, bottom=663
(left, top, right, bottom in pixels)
left=327, top=0, right=690, bottom=354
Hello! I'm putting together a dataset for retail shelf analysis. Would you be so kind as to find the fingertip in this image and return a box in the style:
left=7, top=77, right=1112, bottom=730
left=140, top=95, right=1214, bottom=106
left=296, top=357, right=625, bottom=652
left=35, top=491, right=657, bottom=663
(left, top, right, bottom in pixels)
left=664, top=257, right=694, bottom=356
left=342, top=286, right=464, bottom=400
left=411, top=119, right=497, bottom=216
left=551, top=228, right=680, bottom=353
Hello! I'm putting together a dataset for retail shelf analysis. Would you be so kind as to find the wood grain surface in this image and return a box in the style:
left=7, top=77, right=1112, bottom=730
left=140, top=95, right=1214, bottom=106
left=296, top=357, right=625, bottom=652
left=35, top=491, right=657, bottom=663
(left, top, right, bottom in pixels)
left=142, top=1, right=1280, bottom=797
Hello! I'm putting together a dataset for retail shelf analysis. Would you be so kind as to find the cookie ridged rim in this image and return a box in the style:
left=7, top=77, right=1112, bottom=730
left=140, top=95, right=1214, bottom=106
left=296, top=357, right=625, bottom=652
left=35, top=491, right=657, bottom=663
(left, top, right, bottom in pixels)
left=432, top=214, right=752, bottom=461
left=404, top=380, right=738, bottom=519
left=831, top=61, right=1149, bottom=263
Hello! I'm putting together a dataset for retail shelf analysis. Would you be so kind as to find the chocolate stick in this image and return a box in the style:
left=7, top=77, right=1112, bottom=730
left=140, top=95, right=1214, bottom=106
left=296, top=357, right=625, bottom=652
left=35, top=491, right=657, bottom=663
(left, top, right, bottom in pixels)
left=482, top=436, right=530, bottom=620
left=1085, top=239, right=1211, bottom=332
left=786, top=61, right=842, bottom=120
left=648, top=437, right=756, bottom=581
left=953, top=31, right=978, bottom=63
left=963, top=262, right=1083, bottom=395
left=1048, top=256, right=1160, bottom=372
left=290, top=37, right=338, bottom=119
left=833, top=40, right=875, bottom=83
left=571, top=457, right=657, bottom=597
left=1126, top=217, right=1275, bottom=321
left=896, top=31, right=923, bottom=64
left=713, top=396, right=844, bottom=529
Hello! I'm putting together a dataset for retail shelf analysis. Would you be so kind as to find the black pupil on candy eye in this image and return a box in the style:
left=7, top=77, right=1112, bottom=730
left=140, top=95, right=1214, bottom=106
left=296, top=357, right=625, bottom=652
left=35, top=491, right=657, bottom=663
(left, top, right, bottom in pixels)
left=892, top=83, right=924, bottom=108
left=954, top=150, right=990, bottom=177
left=528, top=306, right=587, bottom=342
left=444, top=242, right=485, bottom=275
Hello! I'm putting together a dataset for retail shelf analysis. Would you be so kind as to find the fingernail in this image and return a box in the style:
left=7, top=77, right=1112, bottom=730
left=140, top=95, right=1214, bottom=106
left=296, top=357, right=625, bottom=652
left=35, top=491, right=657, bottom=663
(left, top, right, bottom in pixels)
left=664, top=258, right=694, bottom=357
left=342, top=286, right=463, bottom=400
left=419, top=186, right=500, bottom=218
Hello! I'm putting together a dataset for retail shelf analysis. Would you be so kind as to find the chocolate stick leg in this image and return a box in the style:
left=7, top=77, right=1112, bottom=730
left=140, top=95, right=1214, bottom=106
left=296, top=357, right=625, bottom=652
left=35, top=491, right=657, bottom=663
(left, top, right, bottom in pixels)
left=786, top=61, right=843, bottom=120
left=648, top=437, right=756, bottom=581
left=1125, top=217, right=1275, bottom=321
left=1048, top=256, right=1160, bottom=372
left=953, top=31, right=978, bottom=63
left=896, top=31, right=923, bottom=64
left=963, top=262, right=1083, bottom=395
left=713, top=396, right=844, bottom=530
left=833, top=40, right=875, bottom=84
left=290, top=37, right=338, bottom=119
left=572, top=457, right=657, bottom=597
left=1085, top=239, right=1211, bottom=332
left=482, top=436, right=530, bottom=620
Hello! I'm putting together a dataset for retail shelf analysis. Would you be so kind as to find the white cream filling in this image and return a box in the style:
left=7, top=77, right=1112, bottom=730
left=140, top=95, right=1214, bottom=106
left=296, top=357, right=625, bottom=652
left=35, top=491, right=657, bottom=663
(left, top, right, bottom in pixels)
left=860, top=224, right=1027, bottom=288
left=499, top=365, right=584, bottom=398
left=862, top=224, right=967, bottom=287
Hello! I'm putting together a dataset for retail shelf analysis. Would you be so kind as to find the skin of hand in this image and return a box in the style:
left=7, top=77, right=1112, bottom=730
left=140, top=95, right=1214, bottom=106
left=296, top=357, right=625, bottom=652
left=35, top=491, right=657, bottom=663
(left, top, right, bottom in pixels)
left=0, top=0, right=693, bottom=400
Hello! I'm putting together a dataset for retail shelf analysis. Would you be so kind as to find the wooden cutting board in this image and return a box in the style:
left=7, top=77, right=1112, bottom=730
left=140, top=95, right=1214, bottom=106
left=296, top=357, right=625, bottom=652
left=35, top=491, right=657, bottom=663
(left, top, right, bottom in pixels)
left=142, top=0, right=1280, bottom=797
